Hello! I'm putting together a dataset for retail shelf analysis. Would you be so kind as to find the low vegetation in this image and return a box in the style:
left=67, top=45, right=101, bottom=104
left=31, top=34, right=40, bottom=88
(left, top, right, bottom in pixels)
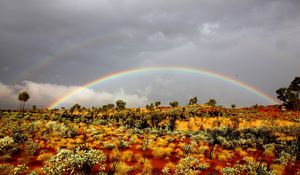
left=0, top=77, right=298, bottom=174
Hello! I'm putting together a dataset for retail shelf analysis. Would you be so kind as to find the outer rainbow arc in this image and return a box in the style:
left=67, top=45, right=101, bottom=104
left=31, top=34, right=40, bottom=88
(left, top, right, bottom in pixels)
left=48, top=66, right=279, bottom=109
left=12, top=32, right=123, bottom=84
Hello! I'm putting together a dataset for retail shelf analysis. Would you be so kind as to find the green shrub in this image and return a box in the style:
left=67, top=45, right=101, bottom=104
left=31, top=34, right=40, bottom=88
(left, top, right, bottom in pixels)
left=162, top=166, right=170, bottom=175
left=93, top=119, right=107, bottom=125
left=0, top=136, right=17, bottom=155
left=28, top=171, right=39, bottom=175
left=221, top=161, right=274, bottom=175
left=118, top=138, right=129, bottom=149
left=25, top=140, right=39, bottom=156
left=183, top=144, right=193, bottom=156
left=175, top=156, right=202, bottom=175
left=104, top=143, right=115, bottom=150
left=44, top=148, right=106, bottom=175
left=13, top=132, right=27, bottom=144
left=277, top=151, right=296, bottom=165
left=13, top=164, right=29, bottom=175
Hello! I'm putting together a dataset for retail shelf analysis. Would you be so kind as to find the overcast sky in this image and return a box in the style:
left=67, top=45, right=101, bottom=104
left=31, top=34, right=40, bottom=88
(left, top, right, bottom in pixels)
left=0, top=0, right=300, bottom=109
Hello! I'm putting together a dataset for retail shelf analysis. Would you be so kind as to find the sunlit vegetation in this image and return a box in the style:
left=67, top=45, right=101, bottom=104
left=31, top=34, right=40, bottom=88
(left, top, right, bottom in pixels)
left=0, top=103, right=299, bottom=175
left=0, top=79, right=299, bottom=174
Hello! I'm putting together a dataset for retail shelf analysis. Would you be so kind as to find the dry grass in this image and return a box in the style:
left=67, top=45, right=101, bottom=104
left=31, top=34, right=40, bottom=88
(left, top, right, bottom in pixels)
left=36, top=151, right=54, bottom=162
left=270, top=163, right=285, bottom=175
left=152, top=146, right=173, bottom=159
left=235, top=147, right=248, bottom=157
left=217, top=149, right=234, bottom=161
left=121, top=150, right=134, bottom=162
left=114, top=162, right=132, bottom=175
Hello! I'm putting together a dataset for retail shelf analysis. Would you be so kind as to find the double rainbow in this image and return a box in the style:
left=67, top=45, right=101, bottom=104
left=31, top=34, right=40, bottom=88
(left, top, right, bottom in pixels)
left=48, top=66, right=279, bottom=109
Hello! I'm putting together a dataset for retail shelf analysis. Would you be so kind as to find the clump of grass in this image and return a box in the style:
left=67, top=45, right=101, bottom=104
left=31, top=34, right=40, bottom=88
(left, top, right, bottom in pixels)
left=263, top=143, right=276, bottom=158
left=36, top=151, right=54, bottom=162
left=217, top=150, right=234, bottom=161
left=152, top=146, right=173, bottom=159
left=0, top=164, right=14, bottom=174
left=104, top=142, right=115, bottom=150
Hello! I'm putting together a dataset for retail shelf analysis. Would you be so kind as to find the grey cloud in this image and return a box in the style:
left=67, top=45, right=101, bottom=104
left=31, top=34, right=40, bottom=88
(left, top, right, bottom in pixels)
left=0, top=0, right=299, bottom=107
left=0, top=81, right=149, bottom=109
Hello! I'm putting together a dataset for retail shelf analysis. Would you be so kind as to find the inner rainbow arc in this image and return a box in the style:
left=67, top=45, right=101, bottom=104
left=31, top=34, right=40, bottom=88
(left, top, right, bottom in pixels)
left=48, top=66, right=279, bottom=109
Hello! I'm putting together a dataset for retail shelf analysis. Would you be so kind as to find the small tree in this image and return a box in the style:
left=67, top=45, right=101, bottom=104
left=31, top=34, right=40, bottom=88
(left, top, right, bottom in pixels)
left=146, top=103, right=154, bottom=111
left=168, top=110, right=178, bottom=131
left=18, top=91, right=30, bottom=112
left=169, top=101, right=179, bottom=108
left=116, top=100, right=126, bottom=111
left=188, top=97, right=198, bottom=105
left=207, top=130, right=221, bottom=159
left=70, top=104, right=81, bottom=113
left=107, top=104, right=115, bottom=110
left=276, top=77, right=300, bottom=110
left=155, top=101, right=161, bottom=108
left=206, top=99, right=216, bottom=107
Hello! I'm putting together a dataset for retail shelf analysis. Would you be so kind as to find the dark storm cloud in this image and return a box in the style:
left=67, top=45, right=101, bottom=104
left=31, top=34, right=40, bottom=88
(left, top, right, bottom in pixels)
left=0, top=0, right=299, bottom=107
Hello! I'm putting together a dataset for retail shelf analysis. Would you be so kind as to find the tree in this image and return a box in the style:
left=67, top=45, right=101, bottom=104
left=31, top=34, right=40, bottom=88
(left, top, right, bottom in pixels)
left=207, top=130, right=221, bottom=159
left=231, top=104, right=236, bottom=109
left=150, top=112, right=162, bottom=129
left=18, top=91, right=30, bottom=112
left=276, top=77, right=300, bottom=110
left=146, top=103, right=154, bottom=111
left=155, top=101, right=161, bottom=108
left=168, top=110, right=179, bottom=131
left=116, top=100, right=126, bottom=111
left=102, top=104, right=114, bottom=112
left=169, top=101, right=179, bottom=108
left=206, top=99, right=217, bottom=107
left=70, top=104, right=81, bottom=113
left=188, top=97, right=198, bottom=105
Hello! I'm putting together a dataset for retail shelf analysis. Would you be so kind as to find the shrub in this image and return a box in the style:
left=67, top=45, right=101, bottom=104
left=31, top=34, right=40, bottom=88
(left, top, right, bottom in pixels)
left=13, top=132, right=27, bottom=144
left=25, top=140, right=39, bottom=156
left=61, top=126, right=78, bottom=138
left=221, top=161, right=275, bottom=175
left=104, top=143, right=115, bottom=150
left=175, top=156, right=202, bottom=175
left=117, top=138, right=129, bottom=149
left=13, top=164, right=29, bottom=175
left=0, top=136, right=17, bottom=155
left=44, top=148, right=106, bottom=175
left=162, top=167, right=170, bottom=175
left=277, top=151, right=296, bottom=166
left=93, top=119, right=107, bottom=125
left=222, top=167, right=240, bottom=175
left=183, top=144, right=193, bottom=156
left=28, top=171, right=39, bottom=175
left=0, top=164, right=14, bottom=174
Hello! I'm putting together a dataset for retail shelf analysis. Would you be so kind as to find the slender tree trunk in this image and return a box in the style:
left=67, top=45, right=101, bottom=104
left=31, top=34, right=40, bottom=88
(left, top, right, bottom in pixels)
left=209, top=144, right=215, bottom=159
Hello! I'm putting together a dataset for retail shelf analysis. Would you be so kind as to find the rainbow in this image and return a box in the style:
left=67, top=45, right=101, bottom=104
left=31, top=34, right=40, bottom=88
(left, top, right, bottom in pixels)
left=12, top=32, right=123, bottom=83
left=48, top=66, right=279, bottom=109
left=13, top=31, right=287, bottom=84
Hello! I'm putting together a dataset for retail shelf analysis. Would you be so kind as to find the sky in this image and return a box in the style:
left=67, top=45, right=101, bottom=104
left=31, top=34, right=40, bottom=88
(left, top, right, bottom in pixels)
left=0, top=0, right=300, bottom=109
